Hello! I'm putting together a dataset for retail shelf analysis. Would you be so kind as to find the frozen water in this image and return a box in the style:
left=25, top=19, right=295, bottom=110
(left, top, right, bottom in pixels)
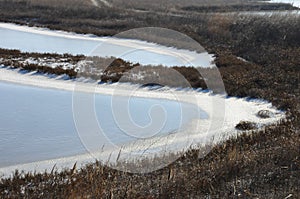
left=0, top=23, right=215, bottom=67
left=0, top=80, right=204, bottom=167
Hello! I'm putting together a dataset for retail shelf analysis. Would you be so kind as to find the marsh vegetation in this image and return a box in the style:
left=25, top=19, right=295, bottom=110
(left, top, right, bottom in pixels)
left=0, top=0, right=299, bottom=198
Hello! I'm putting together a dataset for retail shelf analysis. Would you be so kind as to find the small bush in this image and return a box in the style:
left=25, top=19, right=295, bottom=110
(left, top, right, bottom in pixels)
left=235, top=121, right=257, bottom=130
left=257, top=110, right=274, bottom=118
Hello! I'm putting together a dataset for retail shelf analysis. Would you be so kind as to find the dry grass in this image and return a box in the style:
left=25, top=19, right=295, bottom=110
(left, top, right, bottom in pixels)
left=108, top=0, right=296, bottom=12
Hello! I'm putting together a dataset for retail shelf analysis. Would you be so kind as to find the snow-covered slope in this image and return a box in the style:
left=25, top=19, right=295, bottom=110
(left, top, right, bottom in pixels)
left=269, top=0, right=300, bottom=8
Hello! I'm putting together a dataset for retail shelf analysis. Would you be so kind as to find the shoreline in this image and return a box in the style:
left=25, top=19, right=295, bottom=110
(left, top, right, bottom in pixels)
left=0, top=22, right=214, bottom=67
left=0, top=67, right=285, bottom=178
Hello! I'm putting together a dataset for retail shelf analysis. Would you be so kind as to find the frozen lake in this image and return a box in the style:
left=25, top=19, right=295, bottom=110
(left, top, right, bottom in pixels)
left=0, top=23, right=221, bottom=172
left=0, top=23, right=215, bottom=67
left=0, top=80, right=205, bottom=168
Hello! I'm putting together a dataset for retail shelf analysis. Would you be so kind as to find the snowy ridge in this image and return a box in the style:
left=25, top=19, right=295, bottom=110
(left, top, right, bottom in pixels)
left=269, top=0, right=300, bottom=8
left=91, top=0, right=112, bottom=7
left=0, top=67, right=284, bottom=177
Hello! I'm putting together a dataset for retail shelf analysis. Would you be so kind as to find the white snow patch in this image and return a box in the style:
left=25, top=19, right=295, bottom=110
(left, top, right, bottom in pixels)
left=269, top=0, right=300, bottom=8
left=237, top=56, right=249, bottom=62
left=91, top=0, right=112, bottom=7
left=91, top=0, right=100, bottom=7
left=20, top=57, right=75, bottom=69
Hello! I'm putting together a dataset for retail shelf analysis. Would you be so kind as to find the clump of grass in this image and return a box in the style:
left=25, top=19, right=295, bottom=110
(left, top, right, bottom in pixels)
left=235, top=121, right=257, bottom=130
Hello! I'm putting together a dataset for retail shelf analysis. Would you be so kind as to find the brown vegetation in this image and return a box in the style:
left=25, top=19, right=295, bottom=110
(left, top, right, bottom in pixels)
left=235, top=121, right=257, bottom=130
left=0, top=49, right=83, bottom=78
left=257, top=110, right=274, bottom=118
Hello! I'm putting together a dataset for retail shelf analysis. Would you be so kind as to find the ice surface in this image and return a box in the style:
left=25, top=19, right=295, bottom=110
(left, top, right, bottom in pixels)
left=0, top=79, right=204, bottom=167
left=0, top=23, right=215, bottom=67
